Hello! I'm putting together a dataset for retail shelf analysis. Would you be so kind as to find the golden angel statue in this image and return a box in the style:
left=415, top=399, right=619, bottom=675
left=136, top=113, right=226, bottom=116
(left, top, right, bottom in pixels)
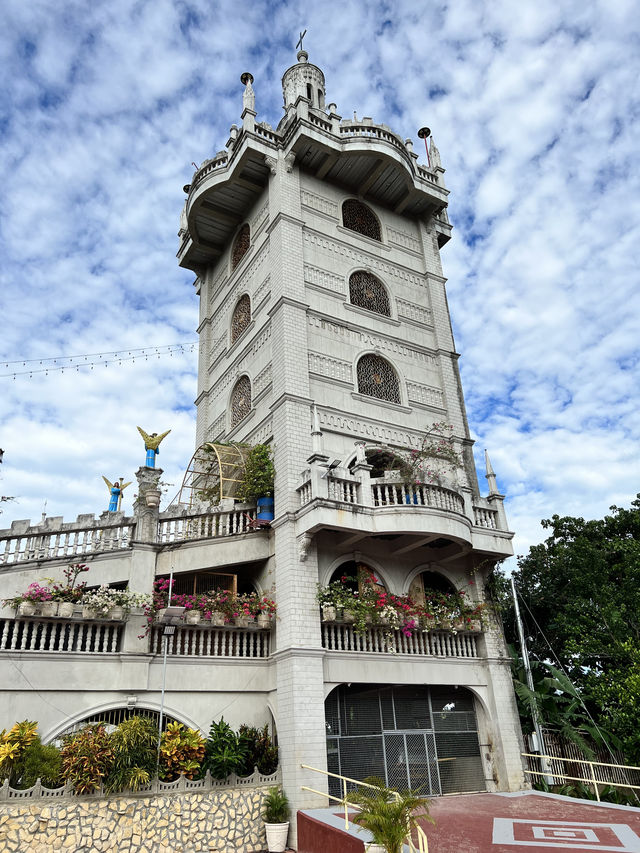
left=102, top=476, right=132, bottom=512
left=137, top=427, right=171, bottom=468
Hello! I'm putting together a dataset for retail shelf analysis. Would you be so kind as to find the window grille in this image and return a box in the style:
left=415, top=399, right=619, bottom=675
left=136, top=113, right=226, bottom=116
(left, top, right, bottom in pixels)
left=349, top=271, right=390, bottom=316
left=231, top=223, right=250, bottom=270
left=342, top=200, right=381, bottom=241
left=231, top=294, right=251, bottom=344
left=230, top=376, right=251, bottom=427
left=356, top=354, right=400, bottom=403
left=53, top=707, right=180, bottom=743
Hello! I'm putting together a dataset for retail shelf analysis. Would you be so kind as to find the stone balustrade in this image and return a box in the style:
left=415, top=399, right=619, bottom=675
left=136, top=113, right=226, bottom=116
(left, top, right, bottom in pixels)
left=322, top=622, right=480, bottom=658
left=150, top=624, right=271, bottom=658
left=297, top=468, right=508, bottom=533
left=0, top=615, right=124, bottom=653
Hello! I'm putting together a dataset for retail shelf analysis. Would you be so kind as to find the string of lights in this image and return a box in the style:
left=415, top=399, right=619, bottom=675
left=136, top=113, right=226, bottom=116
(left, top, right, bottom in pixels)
left=0, top=343, right=198, bottom=380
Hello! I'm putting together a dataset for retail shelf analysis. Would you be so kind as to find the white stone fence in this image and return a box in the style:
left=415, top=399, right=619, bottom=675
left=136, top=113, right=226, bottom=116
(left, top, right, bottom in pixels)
left=298, top=469, right=505, bottom=531
left=0, top=505, right=261, bottom=567
left=322, top=622, right=480, bottom=658
left=0, top=767, right=280, bottom=802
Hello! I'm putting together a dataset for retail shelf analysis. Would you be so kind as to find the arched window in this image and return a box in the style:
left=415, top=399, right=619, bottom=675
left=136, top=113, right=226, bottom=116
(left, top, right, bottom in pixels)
left=409, top=570, right=457, bottom=605
left=231, top=294, right=251, bottom=344
left=342, top=199, right=381, bottom=241
left=356, top=354, right=400, bottom=403
left=230, top=376, right=251, bottom=427
left=349, top=271, right=390, bottom=316
left=231, top=223, right=250, bottom=270
left=329, top=561, right=386, bottom=596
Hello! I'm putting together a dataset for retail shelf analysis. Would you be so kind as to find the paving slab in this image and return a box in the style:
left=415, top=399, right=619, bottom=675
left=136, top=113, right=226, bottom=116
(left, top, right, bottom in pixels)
left=298, top=791, right=640, bottom=853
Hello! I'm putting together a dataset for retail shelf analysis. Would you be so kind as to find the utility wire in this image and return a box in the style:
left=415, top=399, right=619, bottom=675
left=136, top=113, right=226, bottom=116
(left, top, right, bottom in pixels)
left=0, top=342, right=197, bottom=380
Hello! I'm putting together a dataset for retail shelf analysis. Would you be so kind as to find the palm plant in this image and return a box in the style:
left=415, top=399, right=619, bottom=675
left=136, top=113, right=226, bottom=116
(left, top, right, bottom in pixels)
left=348, top=777, right=432, bottom=853
left=104, top=716, right=158, bottom=793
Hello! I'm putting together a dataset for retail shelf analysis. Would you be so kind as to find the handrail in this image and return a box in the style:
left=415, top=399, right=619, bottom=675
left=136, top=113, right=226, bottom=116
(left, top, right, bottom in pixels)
left=522, top=752, right=640, bottom=803
left=301, top=763, right=429, bottom=852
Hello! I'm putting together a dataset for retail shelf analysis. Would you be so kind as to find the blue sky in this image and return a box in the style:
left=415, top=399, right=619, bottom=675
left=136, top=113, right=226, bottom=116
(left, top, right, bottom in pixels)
left=1, top=0, right=639, bottom=562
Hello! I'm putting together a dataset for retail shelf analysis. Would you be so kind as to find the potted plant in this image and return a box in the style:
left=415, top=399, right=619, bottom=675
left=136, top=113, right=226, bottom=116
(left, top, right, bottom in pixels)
left=263, top=786, right=290, bottom=852
left=256, top=595, right=277, bottom=628
left=49, top=563, right=91, bottom=617
left=23, top=582, right=57, bottom=617
left=237, top=443, right=275, bottom=521
left=349, top=777, right=432, bottom=853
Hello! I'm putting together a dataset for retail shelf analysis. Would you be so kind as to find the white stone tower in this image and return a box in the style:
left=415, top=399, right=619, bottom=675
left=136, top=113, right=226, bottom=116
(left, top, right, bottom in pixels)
left=178, top=49, right=524, bottom=826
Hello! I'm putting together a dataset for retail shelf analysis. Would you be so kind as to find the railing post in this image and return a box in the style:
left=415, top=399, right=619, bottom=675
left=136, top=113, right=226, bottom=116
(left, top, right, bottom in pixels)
left=589, top=761, right=600, bottom=801
left=351, top=442, right=372, bottom=506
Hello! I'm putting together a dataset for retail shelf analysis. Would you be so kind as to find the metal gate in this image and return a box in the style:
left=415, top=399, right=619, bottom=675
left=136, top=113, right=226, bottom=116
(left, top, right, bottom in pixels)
left=325, top=684, right=486, bottom=796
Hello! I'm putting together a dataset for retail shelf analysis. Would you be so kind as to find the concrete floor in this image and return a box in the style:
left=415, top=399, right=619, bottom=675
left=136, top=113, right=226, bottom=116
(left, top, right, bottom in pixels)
left=298, top=790, right=640, bottom=853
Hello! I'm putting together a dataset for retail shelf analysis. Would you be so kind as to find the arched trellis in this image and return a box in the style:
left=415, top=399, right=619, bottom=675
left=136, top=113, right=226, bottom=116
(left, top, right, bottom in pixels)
left=178, top=442, right=251, bottom=509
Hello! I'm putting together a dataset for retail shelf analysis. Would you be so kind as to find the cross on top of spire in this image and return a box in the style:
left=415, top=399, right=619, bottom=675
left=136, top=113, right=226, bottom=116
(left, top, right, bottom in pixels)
left=296, top=29, right=307, bottom=52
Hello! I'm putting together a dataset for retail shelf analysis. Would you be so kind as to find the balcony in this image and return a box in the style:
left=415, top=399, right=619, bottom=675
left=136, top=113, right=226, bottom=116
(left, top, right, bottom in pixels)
left=0, top=506, right=266, bottom=568
left=321, top=622, right=480, bottom=659
left=296, top=468, right=513, bottom=560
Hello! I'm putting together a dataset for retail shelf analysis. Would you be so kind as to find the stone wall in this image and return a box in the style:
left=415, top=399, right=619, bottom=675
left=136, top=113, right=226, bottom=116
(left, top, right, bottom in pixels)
left=0, top=786, right=274, bottom=853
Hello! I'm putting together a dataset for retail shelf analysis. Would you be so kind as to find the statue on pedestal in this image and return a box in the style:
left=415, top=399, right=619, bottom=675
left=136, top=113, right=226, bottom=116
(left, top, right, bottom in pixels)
left=102, top=476, right=131, bottom=512
left=137, top=427, right=171, bottom=468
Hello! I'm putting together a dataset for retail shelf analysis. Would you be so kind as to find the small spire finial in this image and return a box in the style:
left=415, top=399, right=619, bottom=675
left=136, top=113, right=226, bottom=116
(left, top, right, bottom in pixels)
left=484, top=449, right=499, bottom=496
left=240, top=72, right=255, bottom=113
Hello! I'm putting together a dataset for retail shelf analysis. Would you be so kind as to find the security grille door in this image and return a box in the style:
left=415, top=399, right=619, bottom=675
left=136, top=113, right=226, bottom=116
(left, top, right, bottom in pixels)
left=325, top=684, right=485, bottom=797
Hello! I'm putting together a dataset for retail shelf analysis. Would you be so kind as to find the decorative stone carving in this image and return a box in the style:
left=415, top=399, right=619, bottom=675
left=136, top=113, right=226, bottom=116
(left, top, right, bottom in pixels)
left=298, top=533, right=312, bottom=562
left=284, top=152, right=296, bottom=173
left=264, top=156, right=277, bottom=175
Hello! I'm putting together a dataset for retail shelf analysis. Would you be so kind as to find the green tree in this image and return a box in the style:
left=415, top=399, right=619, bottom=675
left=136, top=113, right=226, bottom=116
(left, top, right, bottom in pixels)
left=500, top=496, right=640, bottom=762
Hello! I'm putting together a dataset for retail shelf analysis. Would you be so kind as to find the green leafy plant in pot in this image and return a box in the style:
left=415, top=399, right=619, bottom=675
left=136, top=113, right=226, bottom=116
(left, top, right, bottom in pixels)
left=237, top=443, right=275, bottom=520
left=349, top=776, right=432, bottom=853
left=263, top=786, right=290, bottom=852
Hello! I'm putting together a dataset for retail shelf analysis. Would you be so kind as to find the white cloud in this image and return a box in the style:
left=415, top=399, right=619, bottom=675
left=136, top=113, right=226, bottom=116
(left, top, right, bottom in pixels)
left=1, top=0, right=639, bottom=564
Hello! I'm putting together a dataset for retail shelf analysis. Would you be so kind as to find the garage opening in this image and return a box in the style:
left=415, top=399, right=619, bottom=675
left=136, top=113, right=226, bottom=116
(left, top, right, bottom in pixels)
left=325, top=684, right=486, bottom=796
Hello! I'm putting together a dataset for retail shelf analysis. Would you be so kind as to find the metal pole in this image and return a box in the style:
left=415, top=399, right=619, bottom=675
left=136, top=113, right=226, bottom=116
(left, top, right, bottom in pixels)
left=156, top=567, right=175, bottom=773
left=510, top=577, right=552, bottom=782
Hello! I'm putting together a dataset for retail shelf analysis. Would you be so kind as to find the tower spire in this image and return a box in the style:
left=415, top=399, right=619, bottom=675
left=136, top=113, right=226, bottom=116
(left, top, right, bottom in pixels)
left=485, top=449, right=499, bottom=496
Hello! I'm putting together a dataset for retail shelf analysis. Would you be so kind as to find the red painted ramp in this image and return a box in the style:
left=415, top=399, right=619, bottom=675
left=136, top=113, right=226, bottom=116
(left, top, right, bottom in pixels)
left=298, top=791, right=640, bottom=853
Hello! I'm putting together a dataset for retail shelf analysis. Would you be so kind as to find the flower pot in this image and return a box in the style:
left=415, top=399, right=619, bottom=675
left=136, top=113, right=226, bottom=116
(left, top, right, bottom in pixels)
left=404, top=491, right=419, bottom=505
left=58, top=601, right=75, bottom=618
left=185, top=610, right=202, bottom=625
left=82, top=606, right=98, bottom=620
left=322, top=605, right=336, bottom=622
left=234, top=614, right=249, bottom=628
left=17, top=601, right=37, bottom=617
left=453, top=619, right=465, bottom=631
left=342, top=609, right=356, bottom=624
left=257, top=496, right=275, bottom=521
left=108, top=605, right=125, bottom=621
left=40, top=601, right=59, bottom=618
left=467, top=619, right=482, bottom=632
left=257, top=613, right=272, bottom=629
left=365, top=844, right=387, bottom=853
left=210, top=611, right=226, bottom=627
left=439, top=619, right=452, bottom=630
left=422, top=617, right=436, bottom=631
left=264, top=821, right=289, bottom=853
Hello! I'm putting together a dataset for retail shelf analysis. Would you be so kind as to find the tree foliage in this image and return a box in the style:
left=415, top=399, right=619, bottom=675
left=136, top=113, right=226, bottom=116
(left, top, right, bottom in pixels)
left=499, top=496, right=640, bottom=762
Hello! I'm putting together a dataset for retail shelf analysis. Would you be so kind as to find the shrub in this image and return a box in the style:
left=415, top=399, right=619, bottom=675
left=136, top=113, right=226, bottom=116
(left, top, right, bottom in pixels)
left=104, top=716, right=158, bottom=793
left=203, top=718, right=247, bottom=780
left=16, top=738, right=63, bottom=789
left=0, top=721, right=38, bottom=786
left=238, top=724, right=279, bottom=776
left=159, top=722, right=205, bottom=781
left=236, top=444, right=275, bottom=502
left=61, top=725, right=114, bottom=794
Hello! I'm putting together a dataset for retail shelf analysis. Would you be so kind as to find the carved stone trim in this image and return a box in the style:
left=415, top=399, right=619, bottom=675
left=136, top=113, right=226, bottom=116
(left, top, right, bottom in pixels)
left=407, top=381, right=444, bottom=408
left=308, top=352, right=352, bottom=384
left=301, top=190, right=338, bottom=219
left=396, top=298, right=432, bottom=325
left=303, top=264, right=345, bottom=296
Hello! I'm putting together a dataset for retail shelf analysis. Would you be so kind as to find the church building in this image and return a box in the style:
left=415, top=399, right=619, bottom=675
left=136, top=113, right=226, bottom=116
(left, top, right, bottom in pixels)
left=0, top=50, right=525, bottom=826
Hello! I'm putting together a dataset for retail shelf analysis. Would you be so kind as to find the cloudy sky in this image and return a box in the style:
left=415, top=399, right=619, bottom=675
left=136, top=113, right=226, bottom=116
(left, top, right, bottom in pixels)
left=1, top=0, right=638, bottom=562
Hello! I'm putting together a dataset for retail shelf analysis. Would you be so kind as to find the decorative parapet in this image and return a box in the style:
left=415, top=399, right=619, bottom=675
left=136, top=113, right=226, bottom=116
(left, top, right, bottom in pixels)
left=0, top=767, right=280, bottom=802
left=0, top=514, right=135, bottom=567
left=322, top=623, right=480, bottom=658
left=297, top=468, right=510, bottom=534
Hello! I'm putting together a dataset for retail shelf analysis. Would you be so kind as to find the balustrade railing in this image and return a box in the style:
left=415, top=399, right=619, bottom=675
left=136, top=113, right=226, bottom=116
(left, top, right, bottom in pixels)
left=0, top=616, right=123, bottom=653
left=327, top=475, right=359, bottom=504
left=322, top=623, right=478, bottom=658
left=473, top=506, right=498, bottom=529
left=372, top=481, right=465, bottom=514
left=157, top=508, right=258, bottom=543
left=0, top=522, right=134, bottom=566
left=151, top=624, right=270, bottom=658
